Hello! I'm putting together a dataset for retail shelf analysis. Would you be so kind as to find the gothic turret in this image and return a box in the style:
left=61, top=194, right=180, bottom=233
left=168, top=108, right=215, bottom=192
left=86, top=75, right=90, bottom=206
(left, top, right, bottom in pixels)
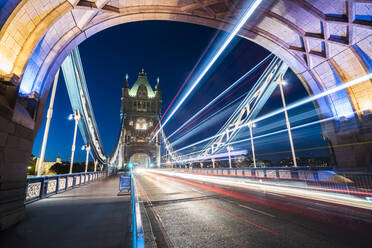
left=121, top=73, right=130, bottom=119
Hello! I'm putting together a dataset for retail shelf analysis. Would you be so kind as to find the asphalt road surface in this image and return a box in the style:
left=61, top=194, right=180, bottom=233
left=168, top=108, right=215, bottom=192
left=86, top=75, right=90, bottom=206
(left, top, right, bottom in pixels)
left=0, top=176, right=131, bottom=248
left=136, top=171, right=372, bottom=248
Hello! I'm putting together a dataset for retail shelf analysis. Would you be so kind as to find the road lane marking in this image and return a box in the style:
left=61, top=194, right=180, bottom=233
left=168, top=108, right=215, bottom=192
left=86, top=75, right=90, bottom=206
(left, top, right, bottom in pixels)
left=203, top=201, right=280, bottom=237
left=238, top=204, right=276, bottom=218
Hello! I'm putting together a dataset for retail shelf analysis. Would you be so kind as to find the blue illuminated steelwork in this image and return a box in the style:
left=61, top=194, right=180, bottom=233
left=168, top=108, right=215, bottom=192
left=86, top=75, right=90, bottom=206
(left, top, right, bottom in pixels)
left=200, top=57, right=288, bottom=159
left=61, top=47, right=106, bottom=164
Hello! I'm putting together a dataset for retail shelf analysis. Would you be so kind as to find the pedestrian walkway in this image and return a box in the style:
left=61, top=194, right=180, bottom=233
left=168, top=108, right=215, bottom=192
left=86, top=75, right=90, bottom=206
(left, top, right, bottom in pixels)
left=0, top=176, right=131, bottom=248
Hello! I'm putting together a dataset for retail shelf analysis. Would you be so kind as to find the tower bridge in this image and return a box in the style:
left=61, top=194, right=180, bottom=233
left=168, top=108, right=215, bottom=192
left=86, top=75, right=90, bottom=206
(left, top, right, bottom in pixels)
left=120, top=69, right=162, bottom=168
left=0, top=1, right=372, bottom=247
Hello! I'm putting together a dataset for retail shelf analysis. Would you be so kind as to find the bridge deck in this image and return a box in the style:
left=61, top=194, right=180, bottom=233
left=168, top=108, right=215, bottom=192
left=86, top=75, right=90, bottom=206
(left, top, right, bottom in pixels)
left=136, top=171, right=372, bottom=248
left=0, top=175, right=130, bottom=248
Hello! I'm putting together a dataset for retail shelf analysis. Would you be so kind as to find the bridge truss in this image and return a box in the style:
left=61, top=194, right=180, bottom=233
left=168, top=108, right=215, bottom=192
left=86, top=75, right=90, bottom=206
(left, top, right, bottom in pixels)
left=164, top=57, right=289, bottom=166
left=61, top=47, right=107, bottom=164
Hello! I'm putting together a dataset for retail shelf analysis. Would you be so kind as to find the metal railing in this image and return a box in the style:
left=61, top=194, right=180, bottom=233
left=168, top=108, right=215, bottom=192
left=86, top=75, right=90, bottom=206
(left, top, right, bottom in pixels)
left=25, top=171, right=107, bottom=203
left=131, top=174, right=145, bottom=248
left=160, top=167, right=372, bottom=199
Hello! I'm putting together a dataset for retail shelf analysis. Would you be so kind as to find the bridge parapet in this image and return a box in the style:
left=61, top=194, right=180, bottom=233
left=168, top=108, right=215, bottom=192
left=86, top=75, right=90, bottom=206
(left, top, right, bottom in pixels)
left=25, top=171, right=108, bottom=204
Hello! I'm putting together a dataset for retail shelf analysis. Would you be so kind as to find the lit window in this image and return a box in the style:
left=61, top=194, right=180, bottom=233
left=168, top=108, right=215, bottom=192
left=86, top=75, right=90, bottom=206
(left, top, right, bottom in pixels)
left=135, top=118, right=148, bottom=130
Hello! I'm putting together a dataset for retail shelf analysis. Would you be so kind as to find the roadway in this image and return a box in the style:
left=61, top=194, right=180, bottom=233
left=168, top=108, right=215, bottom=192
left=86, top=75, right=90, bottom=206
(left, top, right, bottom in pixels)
left=135, top=170, right=372, bottom=248
left=0, top=175, right=131, bottom=248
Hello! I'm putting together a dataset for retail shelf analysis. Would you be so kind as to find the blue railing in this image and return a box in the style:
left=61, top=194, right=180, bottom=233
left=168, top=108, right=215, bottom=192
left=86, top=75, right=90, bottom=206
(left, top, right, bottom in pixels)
left=25, top=171, right=107, bottom=203
left=131, top=175, right=145, bottom=248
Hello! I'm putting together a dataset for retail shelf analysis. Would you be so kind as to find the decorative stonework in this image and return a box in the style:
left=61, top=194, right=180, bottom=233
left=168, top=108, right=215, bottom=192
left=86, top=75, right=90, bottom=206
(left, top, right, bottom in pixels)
left=121, top=70, right=161, bottom=167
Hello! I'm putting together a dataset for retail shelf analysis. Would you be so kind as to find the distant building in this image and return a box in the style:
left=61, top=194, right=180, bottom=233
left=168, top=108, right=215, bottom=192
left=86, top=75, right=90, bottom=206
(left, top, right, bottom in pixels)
left=35, top=156, right=62, bottom=175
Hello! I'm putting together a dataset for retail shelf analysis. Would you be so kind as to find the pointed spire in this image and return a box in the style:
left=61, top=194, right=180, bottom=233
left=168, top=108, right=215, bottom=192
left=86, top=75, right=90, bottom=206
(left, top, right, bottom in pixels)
left=124, top=73, right=129, bottom=88
left=139, top=68, right=147, bottom=76
left=156, top=77, right=161, bottom=91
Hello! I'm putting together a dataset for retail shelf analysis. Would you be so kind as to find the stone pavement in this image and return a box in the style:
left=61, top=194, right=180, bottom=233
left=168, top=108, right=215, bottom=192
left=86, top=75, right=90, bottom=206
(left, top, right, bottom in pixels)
left=0, top=176, right=131, bottom=248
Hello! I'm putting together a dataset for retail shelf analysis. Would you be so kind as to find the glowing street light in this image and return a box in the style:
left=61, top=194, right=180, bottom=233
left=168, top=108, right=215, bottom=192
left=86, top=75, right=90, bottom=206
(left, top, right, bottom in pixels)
left=248, top=122, right=257, bottom=168
left=82, top=144, right=91, bottom=173
left=69, top=111, right=81, bottom=174
left=278, top=79, right=297, bottom=167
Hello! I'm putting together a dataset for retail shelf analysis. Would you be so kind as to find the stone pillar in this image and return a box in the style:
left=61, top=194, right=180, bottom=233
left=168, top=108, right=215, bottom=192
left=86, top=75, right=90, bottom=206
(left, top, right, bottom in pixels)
left=321, top=115, right=372, bottom=170
left=0, top=74, right=36, bottom=230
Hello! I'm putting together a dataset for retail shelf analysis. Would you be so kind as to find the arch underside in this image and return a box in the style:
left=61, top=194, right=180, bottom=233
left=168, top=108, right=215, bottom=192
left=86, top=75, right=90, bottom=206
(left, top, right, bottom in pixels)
left=0, top=0, right=371, bottom=126
left=129, top=153, right=151, bottom=168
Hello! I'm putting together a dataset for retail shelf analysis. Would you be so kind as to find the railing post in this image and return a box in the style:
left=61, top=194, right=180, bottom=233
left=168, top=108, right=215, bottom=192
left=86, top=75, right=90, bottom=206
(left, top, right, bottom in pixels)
left=56, top=176, right=60, bottom=193
left=65, top=175, right=69, bottom=190
left=40, top=177, right=46, bottom=199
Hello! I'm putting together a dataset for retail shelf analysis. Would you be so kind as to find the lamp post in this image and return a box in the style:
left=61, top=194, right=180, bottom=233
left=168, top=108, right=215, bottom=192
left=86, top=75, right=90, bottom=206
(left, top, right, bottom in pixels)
left=248, top=122, right=257, bottom=168
left=278, top=79, right=297, bottom=167
left=36, top=69, right=60, bottom=176
left=227, top=145, right=233, bottom=168
left=82, top=144, right=91, bottom=173
left=69, top=111, right=81, bottom=174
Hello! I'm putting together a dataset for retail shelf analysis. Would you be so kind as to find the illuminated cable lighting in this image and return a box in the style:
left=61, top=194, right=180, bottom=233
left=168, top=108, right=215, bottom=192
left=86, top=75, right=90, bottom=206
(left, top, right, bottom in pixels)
left=173, top=105, right=372, bottom=159
left=253, top=73, right=372, bottom=125
left=152, top=30, right=222, bottom=135
left=151, top=0, right=263, bottom=140
left=173, top=116, right=335, bottom=160
left=173, top=73, right=372, bottom=154
left=167, top=54, right=272, bottom=140
left=171, top=94, right=245, bottom=146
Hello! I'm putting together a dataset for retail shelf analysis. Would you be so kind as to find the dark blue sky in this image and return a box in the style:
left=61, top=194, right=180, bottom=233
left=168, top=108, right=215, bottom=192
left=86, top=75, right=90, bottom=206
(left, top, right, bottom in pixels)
left=32, top=21, right=328, bottom=162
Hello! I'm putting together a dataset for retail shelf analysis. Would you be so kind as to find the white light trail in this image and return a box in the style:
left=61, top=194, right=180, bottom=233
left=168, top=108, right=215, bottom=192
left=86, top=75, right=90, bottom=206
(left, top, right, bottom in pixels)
left=172, top=116, right=335, bottom=159
left=149, top=170, right=372, bottom=210
left=170, top=149, right=247, bottom=164
left=172, top=93, right=246, bottom=146
left=252, top=73, right=372, bottom=124
left=168, top=53, right=272, bottom=140
left=171, top=73, right=372, bottom=154
left=151, top=0, right=263, bottom=140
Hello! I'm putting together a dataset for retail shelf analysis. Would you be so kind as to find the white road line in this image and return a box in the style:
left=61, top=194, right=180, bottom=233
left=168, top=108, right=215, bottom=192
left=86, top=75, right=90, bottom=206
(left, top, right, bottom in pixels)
left=238, top=204, right=276, bottom=218
left=266, top=193, right=285, bottom=198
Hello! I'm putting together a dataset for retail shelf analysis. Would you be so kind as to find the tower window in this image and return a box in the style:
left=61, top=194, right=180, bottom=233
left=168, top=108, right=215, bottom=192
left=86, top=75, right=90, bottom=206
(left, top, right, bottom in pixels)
left=135, top=118, right=148, bottom=130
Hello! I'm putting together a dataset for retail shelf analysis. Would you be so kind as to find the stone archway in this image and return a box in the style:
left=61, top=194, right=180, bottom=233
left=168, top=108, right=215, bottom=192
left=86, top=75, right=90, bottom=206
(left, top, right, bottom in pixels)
left=0, top=0, right=371, bottom=230
left=129, top=153, right=151, bottom=168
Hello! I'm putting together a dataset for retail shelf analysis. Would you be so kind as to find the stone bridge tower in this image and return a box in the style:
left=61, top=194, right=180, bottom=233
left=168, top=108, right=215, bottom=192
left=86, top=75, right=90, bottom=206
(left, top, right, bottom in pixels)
left=120, top=69, right=161, bottom=167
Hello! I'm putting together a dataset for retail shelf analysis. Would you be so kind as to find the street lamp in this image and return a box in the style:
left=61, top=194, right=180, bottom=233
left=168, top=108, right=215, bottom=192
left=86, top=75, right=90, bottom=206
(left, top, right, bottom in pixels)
left=278, top=79, right=297, bottom=167
left=82, top=144, right=91, bottom=173
left=94, top=159, right=98, bottom=172
left=227, top=145, right=233, bottom=168
left=248, top=122, right=257, bottom=168
left=69, top=110, right=81, bottom=174
left=36, top=69, right=60, bottom=176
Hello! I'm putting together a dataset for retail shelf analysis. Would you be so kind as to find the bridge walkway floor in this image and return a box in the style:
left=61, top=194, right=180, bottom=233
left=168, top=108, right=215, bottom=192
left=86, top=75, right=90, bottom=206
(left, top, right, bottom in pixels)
left=0, top=175, right=130, bottom=248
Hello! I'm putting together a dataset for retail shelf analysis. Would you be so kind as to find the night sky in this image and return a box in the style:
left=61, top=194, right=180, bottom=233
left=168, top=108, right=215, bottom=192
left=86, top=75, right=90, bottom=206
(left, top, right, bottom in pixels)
left=32, top=21, right=328, bottom=163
